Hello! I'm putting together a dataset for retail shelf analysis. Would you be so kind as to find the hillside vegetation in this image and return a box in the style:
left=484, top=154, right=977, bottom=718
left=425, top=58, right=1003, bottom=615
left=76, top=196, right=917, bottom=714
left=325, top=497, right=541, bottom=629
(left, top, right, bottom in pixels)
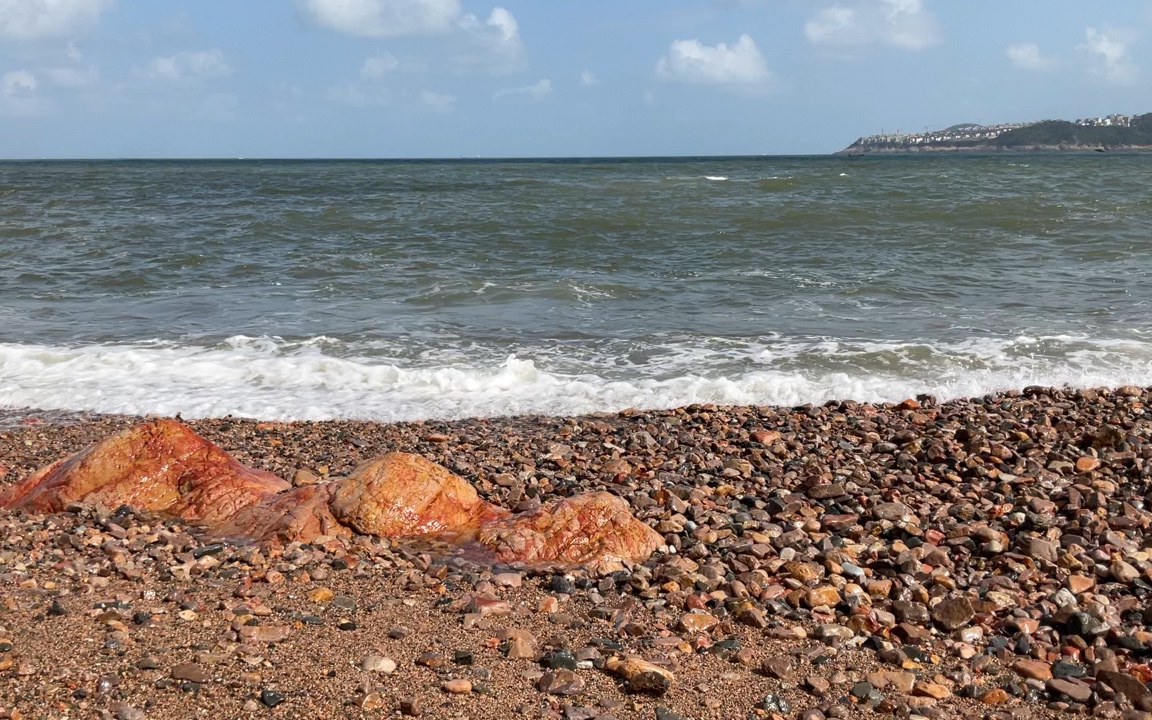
left=994, top=113, right=1152, bottom=147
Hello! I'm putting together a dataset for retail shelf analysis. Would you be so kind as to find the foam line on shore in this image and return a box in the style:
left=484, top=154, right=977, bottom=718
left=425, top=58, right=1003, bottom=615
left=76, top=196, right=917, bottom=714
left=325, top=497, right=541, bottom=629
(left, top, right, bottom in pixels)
left=1, top=335, right=1150, bottom=422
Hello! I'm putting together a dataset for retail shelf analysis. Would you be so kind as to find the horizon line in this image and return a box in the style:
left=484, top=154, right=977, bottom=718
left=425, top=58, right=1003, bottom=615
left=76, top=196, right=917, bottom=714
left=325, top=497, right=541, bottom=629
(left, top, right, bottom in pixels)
left=0, top=152, right=837, bottom=163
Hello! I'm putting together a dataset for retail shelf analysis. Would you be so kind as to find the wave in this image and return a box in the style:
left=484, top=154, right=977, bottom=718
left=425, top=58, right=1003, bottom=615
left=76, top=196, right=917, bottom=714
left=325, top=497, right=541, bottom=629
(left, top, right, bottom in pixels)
left=1, top=334, right=1150, bottom=422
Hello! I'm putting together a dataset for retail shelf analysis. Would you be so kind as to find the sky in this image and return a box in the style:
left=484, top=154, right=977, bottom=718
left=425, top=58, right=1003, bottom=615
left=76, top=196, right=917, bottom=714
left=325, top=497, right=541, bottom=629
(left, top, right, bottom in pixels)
left=0, top=0, right=1150, bottom=158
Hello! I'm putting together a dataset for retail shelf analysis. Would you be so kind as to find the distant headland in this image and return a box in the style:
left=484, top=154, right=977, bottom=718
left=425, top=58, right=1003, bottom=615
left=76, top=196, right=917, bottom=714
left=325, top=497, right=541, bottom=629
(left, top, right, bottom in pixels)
left=838, top=112, right=1152, bottom=155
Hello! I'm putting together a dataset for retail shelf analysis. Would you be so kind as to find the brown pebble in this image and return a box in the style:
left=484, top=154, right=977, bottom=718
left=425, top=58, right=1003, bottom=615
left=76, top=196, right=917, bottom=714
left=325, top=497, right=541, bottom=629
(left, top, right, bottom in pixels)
left=400, top=698, right=422, bottom=716
left=912, top=681, right=951, bottom=700
left=1012, top=659, right=1052, bottom=680
left=537, top=669, right=586, bottom=696
left=170, top=663, right=210, bottom=684
left=441, top=678, right=472, bottom=694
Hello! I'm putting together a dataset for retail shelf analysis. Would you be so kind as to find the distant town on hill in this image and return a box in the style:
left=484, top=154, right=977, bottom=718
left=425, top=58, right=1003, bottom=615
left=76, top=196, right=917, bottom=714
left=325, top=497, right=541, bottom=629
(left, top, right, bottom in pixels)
left=838, top=112, right=1152, bottom=154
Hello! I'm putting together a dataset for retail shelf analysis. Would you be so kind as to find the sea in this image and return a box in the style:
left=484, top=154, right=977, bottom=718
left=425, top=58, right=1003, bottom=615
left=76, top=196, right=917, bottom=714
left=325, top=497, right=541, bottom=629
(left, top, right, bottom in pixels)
left=1, top=154, right=1150, bottom=423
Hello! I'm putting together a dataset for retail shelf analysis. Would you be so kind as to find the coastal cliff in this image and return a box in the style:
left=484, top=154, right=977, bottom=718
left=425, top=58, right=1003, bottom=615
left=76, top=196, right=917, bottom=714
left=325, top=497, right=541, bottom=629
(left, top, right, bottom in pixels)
left=839, top=113, right=1152, bottom=155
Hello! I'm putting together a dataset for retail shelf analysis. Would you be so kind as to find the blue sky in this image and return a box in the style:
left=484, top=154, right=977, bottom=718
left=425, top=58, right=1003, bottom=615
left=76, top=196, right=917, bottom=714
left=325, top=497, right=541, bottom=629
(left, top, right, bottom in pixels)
left=1, top=0, right=1150, bottom=158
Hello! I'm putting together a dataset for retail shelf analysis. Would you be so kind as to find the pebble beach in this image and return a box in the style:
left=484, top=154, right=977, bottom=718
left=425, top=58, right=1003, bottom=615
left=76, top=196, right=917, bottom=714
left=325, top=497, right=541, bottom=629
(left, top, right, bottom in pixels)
left=2, top=385, right=1151, bottom=720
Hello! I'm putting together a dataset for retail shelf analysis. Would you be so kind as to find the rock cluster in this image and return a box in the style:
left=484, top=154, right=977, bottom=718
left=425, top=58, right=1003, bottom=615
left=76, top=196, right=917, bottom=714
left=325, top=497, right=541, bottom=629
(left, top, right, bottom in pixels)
left=0, top=419, right=663, bottom=570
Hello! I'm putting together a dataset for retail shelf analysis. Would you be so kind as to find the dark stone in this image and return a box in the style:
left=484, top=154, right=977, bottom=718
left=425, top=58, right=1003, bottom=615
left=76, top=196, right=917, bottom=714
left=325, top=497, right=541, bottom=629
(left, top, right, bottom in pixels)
left=1065, top=612, right=1109, bottom=639
left=1052, top=661, right=1086, bottom=679
left=1113, top=635, right=1148, bottom=654
left=260, top=689, right=285, bottom=708
left=706, top=637, right=741, bottom=658
left=1014, top=635, right=1032, bottom=655
left=191, top=543, right=224, bottom=558
left=549, top=576, right=576, bottom=594
left=542, top=650, right=578, bottom=671
left=851, top=682, right=874, bottom=699
left=760, top=694, right=791, bottom=714
left=654, top=707, right=687, bottom=720
left=47, top=600, right=68, bottom=617
left=892, top=601, right=930, bottom=625
left=930, top=597, right=973, bottom=631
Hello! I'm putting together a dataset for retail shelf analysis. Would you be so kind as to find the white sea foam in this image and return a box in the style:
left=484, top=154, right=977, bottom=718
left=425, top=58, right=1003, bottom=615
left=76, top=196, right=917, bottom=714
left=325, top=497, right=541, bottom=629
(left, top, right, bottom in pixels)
left=705, top=176, right=728, bottom=181
left=2, top=334, right=1151, bottom=422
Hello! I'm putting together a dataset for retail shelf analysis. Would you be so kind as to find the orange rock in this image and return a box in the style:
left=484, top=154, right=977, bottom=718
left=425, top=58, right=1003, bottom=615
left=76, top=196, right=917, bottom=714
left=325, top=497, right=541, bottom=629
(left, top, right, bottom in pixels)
left=473, top=492, right=663, bottom=571
left=1075, top=456, right=1101, bottom=473
left=3, top=424, right=665, bottom=572
left=784, top=561, right=823, bottom=583
left=980, top=688, right=1010, bottom=704
left=805, top=585, right=842, bottom=609
left=912, top=681, right=951, bottom=699
left=328, top=453, right=507, bottom=537
left=677, top=612, right=719, bottom=634
left=1012, top=659, right=1052, bottom=680
left=0, top=419, right=288, bottom=522
left=1067, top=574, right=1095, bottom=594
left=212, top=484, right=348, bottom=544
left=604, top=655, right=674, bottom=695
left=750, top=430, right=781, bottom=445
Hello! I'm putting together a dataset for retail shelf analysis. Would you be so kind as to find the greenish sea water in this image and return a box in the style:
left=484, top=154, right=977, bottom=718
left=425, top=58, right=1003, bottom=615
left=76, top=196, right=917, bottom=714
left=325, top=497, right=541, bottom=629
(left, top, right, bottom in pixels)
left=1, top=154, right=1149, bottom=420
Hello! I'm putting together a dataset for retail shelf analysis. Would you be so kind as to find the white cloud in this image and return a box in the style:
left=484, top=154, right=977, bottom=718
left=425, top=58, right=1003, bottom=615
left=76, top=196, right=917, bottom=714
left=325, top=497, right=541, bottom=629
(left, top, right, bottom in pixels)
left=360, top=53, right=399, bottom=80
left=1079, top=27, right=1138, bottom=85
left=656, top=34, right=771, bottom=86
left=143, top=49, right=232, bottom=83
left=580, top=70, right=598, bottom=86
left=455, top=7, right=523, bottom=73
left=806, top=0, right=939, bottom=51
left=1006, top=43, right=1056, bottom=71
left=329, top=54, right=402, bottom=108
left=299, top=0, right=461, bottom=38
left=493, top=77, right=551, bottom=103
left=1, top=70, right=45, bottom=116
left=0, top=0, right=112, bottom=40
left=420, top=89, right=454, bottom=112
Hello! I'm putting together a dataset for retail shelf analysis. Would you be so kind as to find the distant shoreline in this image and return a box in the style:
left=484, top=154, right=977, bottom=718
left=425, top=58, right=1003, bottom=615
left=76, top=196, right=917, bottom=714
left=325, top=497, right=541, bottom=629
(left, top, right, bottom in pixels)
left=835, top=143, right=1152, bottom=156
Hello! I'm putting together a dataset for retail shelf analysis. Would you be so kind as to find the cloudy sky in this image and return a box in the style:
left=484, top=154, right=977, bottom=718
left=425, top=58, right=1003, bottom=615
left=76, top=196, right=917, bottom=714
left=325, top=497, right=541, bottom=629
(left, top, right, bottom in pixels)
left=1, top=0, right=1150, bottom=158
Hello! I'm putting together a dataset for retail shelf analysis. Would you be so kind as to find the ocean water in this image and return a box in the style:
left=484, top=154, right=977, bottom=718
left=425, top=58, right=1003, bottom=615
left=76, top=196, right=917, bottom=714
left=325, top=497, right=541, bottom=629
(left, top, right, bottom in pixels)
left=1, top=154, right=1150, bottom=422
